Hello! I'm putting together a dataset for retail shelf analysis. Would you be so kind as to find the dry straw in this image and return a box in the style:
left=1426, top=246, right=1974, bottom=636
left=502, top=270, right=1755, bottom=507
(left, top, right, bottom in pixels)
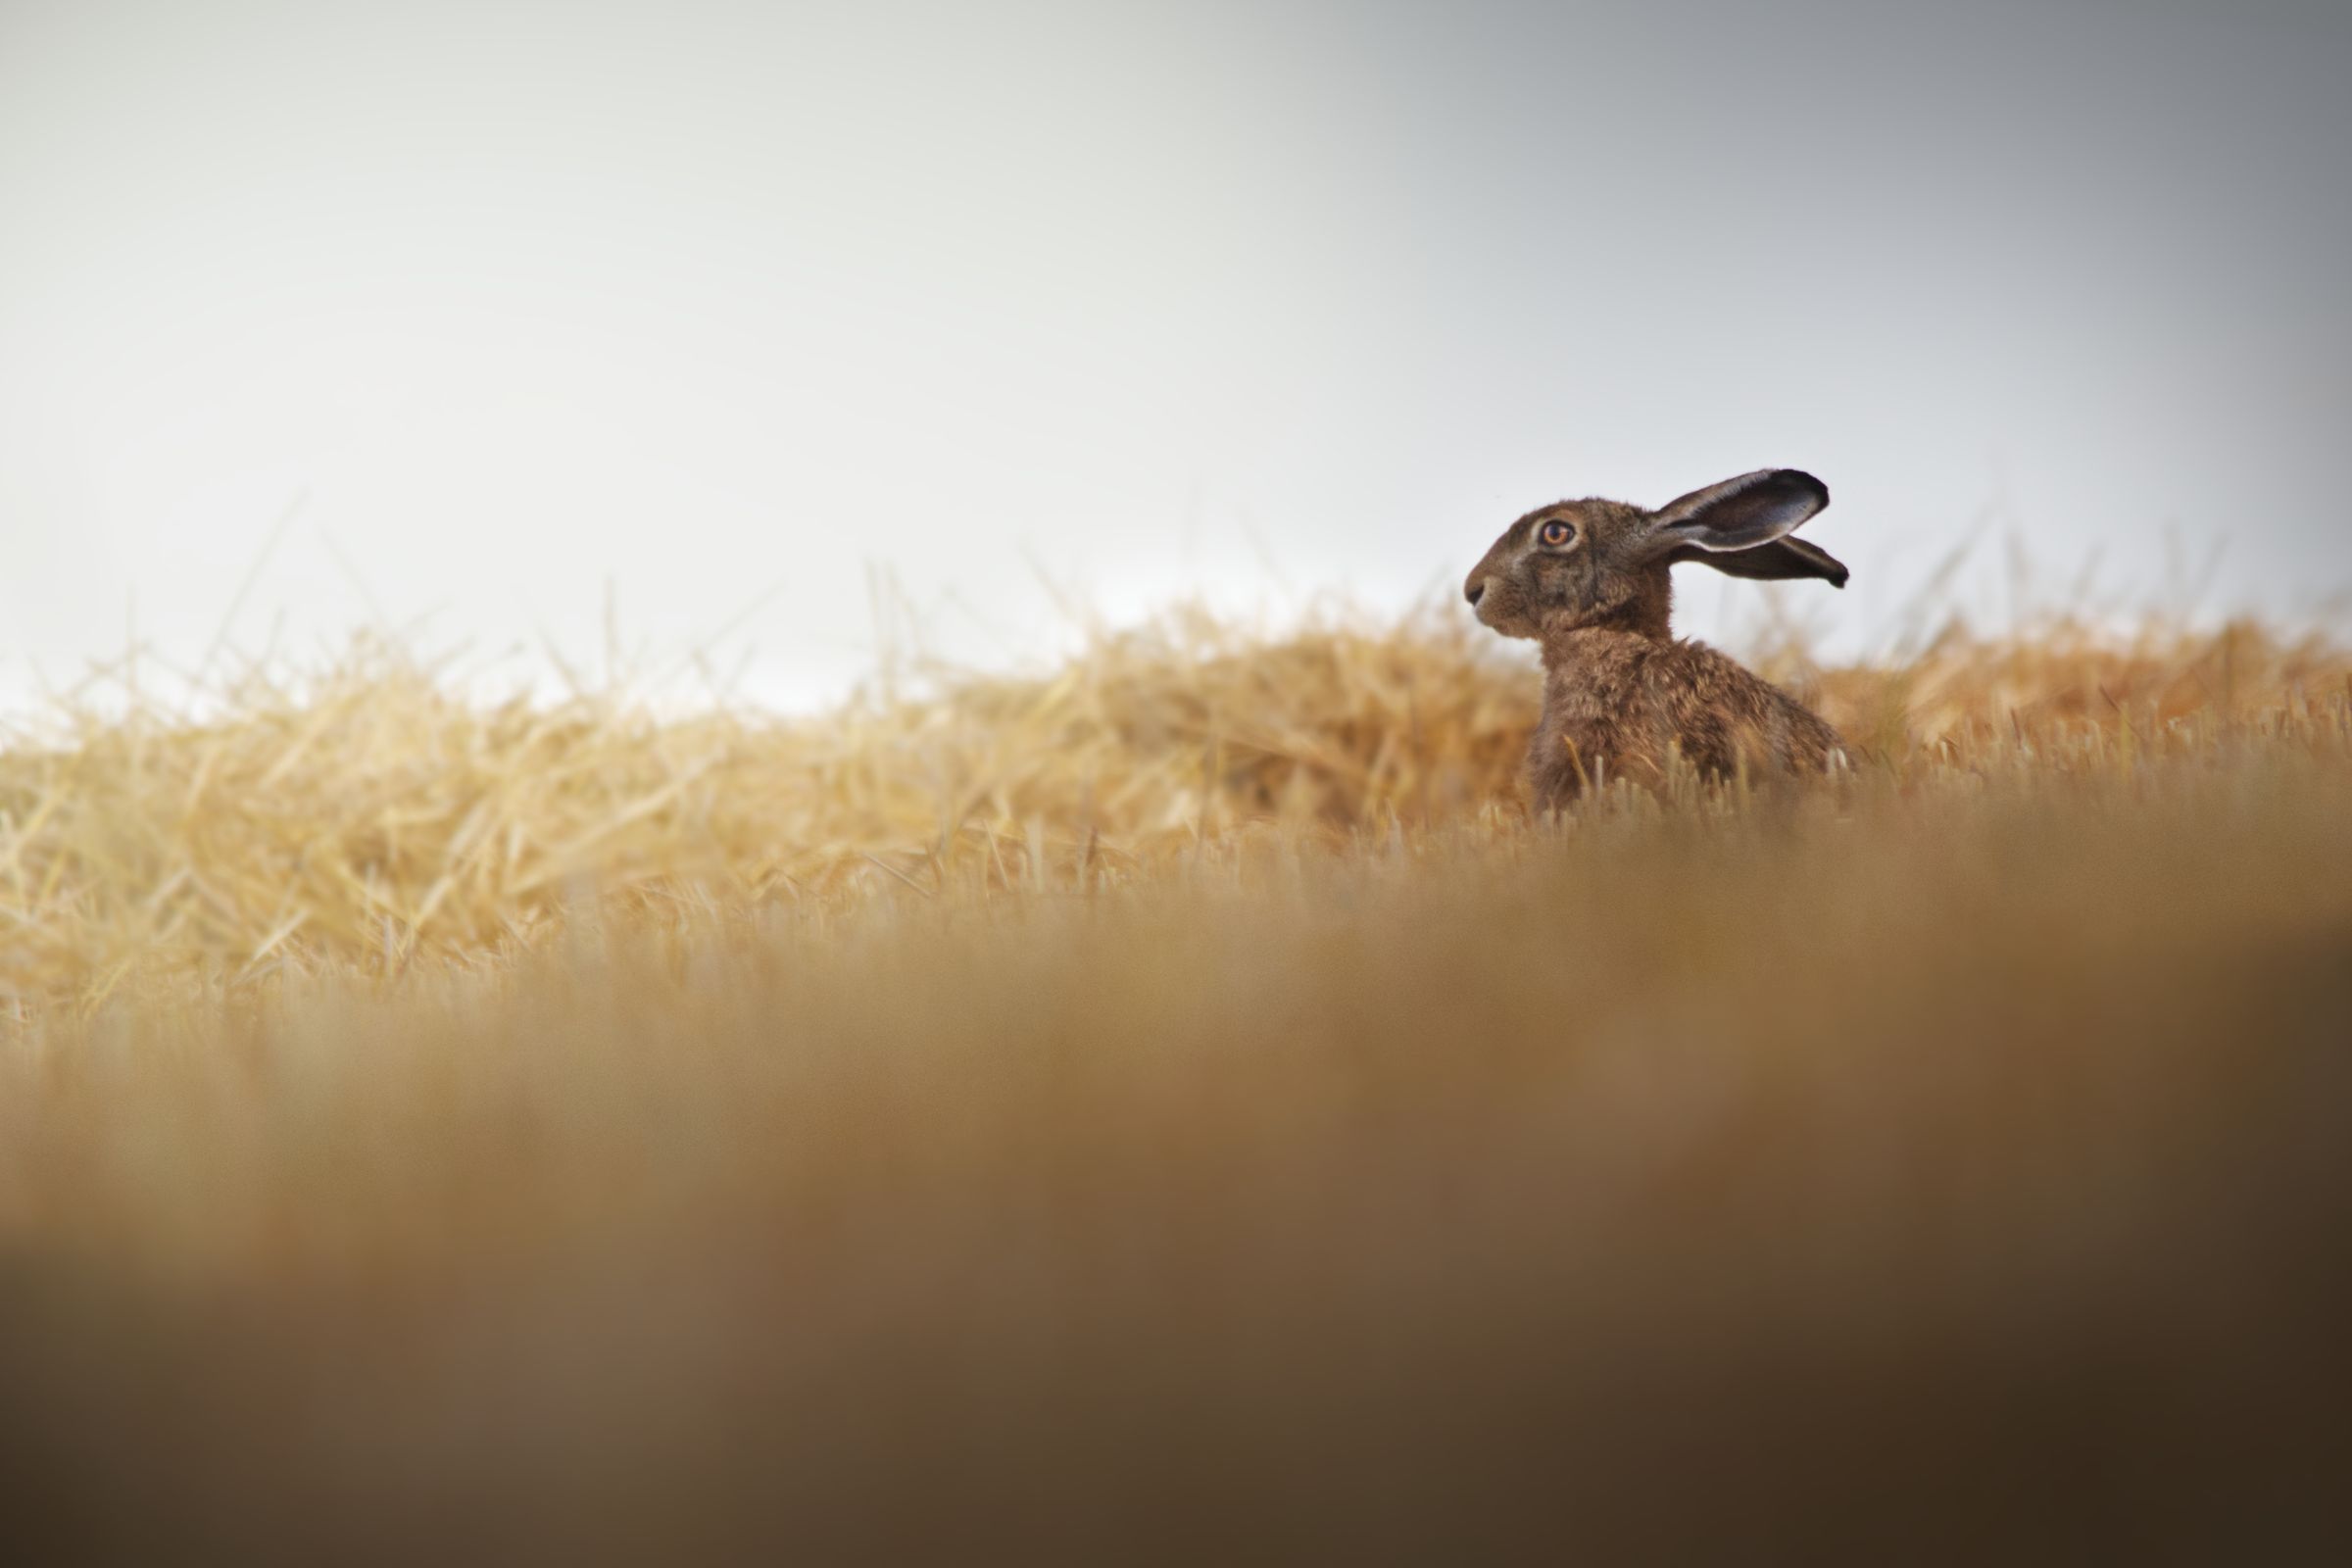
left=0, top=605, right=2344, bottom=1012
left=6, top=607, right=2352, bottom=1558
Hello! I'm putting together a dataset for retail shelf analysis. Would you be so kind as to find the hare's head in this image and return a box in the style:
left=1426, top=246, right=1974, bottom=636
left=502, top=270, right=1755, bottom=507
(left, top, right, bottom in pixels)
left=1465, top=468, right=1843, bottom=641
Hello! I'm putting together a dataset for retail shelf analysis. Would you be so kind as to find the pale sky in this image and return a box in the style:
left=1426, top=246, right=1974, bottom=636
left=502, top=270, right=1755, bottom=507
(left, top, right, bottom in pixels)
left=3, top=0, right=2347, bottom=709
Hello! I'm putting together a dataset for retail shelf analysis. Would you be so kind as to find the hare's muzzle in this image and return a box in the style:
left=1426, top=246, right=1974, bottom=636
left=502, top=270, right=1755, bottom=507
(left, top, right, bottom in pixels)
left=1468, top=572, right=1511, bottom=630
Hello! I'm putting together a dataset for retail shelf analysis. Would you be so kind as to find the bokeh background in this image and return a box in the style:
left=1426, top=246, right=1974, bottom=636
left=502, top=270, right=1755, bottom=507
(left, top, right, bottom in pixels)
left=3, top=0, right=2347, bottom=706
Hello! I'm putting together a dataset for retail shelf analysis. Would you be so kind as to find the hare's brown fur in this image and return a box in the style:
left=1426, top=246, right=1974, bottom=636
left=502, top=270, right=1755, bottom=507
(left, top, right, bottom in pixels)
left=1465, top=479, right=1846, bottom=808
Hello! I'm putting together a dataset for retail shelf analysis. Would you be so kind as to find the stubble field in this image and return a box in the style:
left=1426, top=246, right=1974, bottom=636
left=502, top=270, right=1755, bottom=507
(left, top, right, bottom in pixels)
left=4, top=607, right=2349, bottom=1561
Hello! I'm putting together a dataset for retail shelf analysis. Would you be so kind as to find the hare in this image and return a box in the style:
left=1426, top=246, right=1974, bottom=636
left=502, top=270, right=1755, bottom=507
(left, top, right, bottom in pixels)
left=1465, top=468, right=1849, bottom=808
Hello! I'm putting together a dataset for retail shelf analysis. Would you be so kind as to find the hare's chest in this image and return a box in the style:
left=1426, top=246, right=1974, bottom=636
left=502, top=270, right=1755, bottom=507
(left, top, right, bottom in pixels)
left=1530, top=658, right=1673, bottom=799
left=1542, top=653, right=1663, bottom=740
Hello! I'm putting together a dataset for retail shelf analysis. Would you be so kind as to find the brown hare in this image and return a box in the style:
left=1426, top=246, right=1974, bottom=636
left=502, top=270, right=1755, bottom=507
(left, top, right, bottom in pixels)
left=1465, top=468, right=1849, bottom=808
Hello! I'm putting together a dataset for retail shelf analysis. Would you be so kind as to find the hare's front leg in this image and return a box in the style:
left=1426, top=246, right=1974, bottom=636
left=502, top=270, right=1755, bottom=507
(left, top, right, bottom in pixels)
left=1527, top=715, right=1598, bottom=811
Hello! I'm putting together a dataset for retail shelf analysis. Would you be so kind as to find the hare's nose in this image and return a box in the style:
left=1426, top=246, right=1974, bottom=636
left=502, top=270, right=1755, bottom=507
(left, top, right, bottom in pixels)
left=1465, top=579, right=1487, bottom=608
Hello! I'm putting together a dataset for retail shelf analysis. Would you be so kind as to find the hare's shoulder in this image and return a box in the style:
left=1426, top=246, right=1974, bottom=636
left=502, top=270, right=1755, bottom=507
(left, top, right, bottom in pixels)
left=1661, top=639, right=1844, bottom=761
left=1653, top=639, right=1795, bottom=709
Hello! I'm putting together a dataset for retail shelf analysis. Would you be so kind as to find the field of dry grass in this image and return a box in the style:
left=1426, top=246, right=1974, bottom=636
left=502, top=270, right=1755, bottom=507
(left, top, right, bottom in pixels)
left=4, top=607, right=2351, bottom=1561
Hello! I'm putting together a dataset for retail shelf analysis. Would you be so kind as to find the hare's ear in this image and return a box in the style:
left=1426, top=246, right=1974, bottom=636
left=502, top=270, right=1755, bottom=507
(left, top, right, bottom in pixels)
left=1647, top=469, right=1830, bottom=556
left=1669, top=536, right=1849, bottom=588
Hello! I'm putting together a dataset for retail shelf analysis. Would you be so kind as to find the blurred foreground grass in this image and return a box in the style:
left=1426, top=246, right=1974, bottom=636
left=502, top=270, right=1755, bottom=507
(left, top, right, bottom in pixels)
left=3, top=609, right=2351, bottom=1560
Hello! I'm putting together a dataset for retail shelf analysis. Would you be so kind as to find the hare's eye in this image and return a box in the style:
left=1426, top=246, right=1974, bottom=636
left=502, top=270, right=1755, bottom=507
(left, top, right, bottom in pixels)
left=1539, top=520, right=1575, bottom=548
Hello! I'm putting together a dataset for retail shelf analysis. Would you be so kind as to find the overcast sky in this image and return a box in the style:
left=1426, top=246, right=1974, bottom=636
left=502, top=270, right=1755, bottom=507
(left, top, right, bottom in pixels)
left=3, top=0, right=2347, bottom=707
